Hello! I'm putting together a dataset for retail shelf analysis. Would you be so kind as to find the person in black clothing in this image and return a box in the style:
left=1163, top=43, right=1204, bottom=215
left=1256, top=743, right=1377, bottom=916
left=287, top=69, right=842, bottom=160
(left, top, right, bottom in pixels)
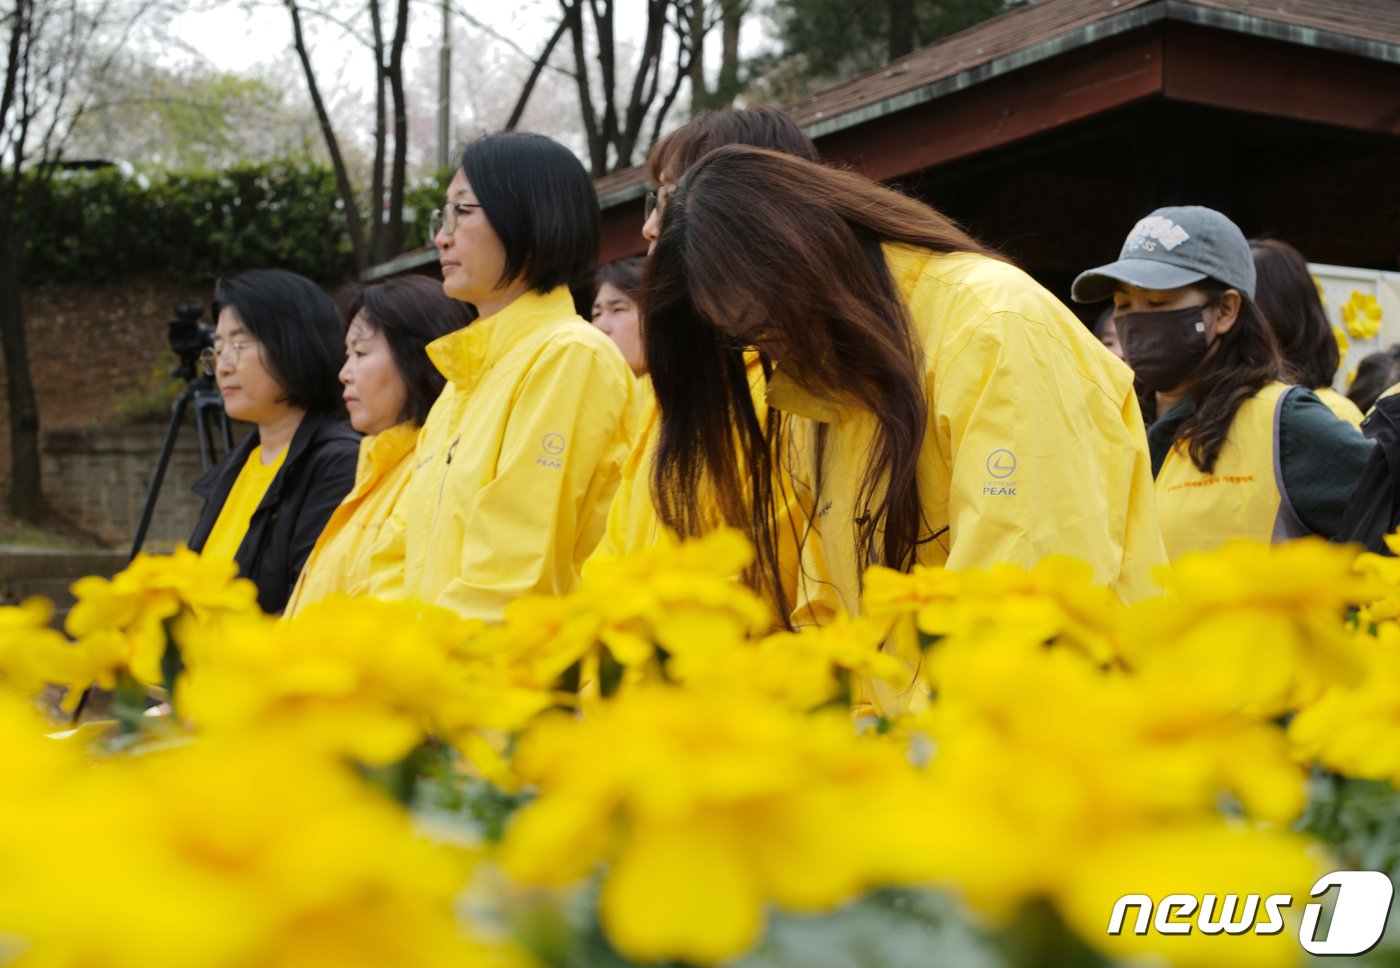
left=188, top=269, right=359, bottom=614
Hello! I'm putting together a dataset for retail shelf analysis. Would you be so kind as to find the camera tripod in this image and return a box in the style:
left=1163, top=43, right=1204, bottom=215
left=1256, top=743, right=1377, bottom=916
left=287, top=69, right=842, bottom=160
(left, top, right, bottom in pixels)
left=128, top=311, right=234, bottom=561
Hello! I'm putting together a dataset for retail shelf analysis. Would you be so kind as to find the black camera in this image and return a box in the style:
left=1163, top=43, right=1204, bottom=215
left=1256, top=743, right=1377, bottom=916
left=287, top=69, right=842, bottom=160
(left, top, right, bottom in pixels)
left=168, top=304, right=215, bottom=381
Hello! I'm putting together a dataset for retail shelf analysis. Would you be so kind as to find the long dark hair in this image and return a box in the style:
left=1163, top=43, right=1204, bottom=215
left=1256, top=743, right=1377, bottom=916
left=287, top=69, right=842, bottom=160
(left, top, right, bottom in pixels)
left=647, top=105, right=819, bottom=183
left=343, top=275, right=476, bottom=426
left=1250, top=237, right=1338, bottom=389
left=1176, top=281, right=1283, bottom=473
left=641, top=145, right=995, bottom=606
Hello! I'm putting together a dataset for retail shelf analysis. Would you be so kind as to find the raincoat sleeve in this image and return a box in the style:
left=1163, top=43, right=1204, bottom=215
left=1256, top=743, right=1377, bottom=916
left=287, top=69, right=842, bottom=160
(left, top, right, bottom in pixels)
left=932, top=306, right=1156, bottom=589
left=436, top=339, right=638, bottom=621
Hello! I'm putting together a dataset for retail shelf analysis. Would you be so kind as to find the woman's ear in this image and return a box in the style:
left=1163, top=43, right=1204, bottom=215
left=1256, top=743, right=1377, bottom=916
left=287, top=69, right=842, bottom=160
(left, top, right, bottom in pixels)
left=1212, top=289, right=1243, bottom=337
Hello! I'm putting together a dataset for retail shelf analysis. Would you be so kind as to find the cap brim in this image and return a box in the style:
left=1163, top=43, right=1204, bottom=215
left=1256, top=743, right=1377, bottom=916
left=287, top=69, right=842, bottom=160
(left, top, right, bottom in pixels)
left=1070, top=259, right=1207, bottom=304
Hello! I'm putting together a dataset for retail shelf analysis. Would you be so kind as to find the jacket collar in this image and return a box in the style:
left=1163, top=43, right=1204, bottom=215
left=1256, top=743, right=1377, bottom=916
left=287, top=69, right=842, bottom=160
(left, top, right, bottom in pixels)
left=192, top=409, right=359, bottom=500
left=427, top=287, right=578, bottom=394
left=765, top=369, right=847, bottom=424
left=346, top=421, right=416, bottom=500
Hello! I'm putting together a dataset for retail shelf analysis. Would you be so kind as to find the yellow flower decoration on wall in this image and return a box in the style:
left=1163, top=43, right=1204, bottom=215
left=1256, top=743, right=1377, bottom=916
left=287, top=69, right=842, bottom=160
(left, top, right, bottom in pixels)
left=1342, top=290, right=1382, bottom=340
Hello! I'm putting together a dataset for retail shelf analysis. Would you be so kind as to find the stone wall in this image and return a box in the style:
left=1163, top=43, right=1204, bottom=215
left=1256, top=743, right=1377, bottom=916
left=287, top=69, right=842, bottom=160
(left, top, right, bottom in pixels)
left=42, top=419, right=248, bottom=551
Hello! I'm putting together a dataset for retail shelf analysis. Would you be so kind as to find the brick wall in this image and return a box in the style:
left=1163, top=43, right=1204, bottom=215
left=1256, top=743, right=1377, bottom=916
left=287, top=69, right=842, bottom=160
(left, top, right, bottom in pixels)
left=42, top=420, right=248, bottom=550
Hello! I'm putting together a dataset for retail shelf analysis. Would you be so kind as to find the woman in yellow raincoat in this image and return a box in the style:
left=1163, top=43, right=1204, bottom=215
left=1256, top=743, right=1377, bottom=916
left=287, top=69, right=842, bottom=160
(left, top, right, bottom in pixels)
left=283, top=276, right=474, bottom=617
left=369, top=133, right=640, bottom=621
left=639, top=146, right=1165, bottom=632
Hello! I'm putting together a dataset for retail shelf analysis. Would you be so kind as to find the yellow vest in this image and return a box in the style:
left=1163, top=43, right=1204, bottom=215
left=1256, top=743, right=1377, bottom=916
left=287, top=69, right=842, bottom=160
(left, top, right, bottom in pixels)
left=1315, top=386, right=1364, bottom=429
left=1156, top=382, right=1309, bottom=559
left=283, top=423, right=416, bottom=618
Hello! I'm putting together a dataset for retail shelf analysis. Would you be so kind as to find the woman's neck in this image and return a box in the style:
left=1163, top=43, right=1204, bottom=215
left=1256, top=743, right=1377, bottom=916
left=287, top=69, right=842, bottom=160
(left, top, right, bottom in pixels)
left=257, top=408, right=306, bottom=463
left=473, top=280, right=534, bottom=321
left=1155, top=390, right=1183, bottom=415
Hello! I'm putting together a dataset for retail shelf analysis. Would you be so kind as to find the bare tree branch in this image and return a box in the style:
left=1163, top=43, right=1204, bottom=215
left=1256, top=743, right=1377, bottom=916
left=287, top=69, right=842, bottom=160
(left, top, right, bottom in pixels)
left=505, top=17, right=567, bottom=131
left=284, top=0, right=368, bottom=272
left=383, top=0, right=409, bottom=258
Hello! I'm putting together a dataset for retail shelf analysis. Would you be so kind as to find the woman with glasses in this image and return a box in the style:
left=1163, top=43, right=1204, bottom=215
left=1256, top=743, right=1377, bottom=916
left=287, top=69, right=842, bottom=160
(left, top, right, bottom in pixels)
left=189, top=268, right=359, bottom=614
left=641, top=146, right=1165, bottom=648
left=366, top=132, right=639, bottom=620
left=1073, top=206, right=1372, bottom=558
left=283, top=276, right=475, bottom=617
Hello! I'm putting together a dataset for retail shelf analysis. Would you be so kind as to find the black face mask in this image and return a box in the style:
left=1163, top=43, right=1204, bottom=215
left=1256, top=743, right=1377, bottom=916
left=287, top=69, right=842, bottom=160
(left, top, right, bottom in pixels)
left=1115, top=305, right=1210, bottom=393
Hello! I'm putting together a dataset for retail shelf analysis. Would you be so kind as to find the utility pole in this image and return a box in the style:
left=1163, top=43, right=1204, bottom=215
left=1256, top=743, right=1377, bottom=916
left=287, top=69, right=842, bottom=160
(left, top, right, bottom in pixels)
left=437, top=0, right=451, bottom=171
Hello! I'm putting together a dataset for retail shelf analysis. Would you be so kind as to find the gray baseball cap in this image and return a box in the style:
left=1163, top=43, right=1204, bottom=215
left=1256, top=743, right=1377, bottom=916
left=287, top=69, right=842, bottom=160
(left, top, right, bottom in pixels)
left=1071, top=205, right=1256, bottom=304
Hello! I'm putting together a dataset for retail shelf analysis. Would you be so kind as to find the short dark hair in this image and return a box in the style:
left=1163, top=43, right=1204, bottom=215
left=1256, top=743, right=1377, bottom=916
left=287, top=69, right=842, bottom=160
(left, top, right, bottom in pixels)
left=343, top=275, right=477, bottom=426
left=647, top=106, right=820, bottom=184
left=1348, top=346, right=1400, bottom=414
left=214, top=269, right=345, bottom=413
left=460, top=132, right=600, bottom=296
left=595, top=257, right=646, bottom=302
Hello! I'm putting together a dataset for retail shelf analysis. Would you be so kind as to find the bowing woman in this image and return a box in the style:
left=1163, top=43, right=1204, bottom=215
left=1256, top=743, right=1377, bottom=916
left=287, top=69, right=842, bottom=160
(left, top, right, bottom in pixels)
left=639, top=146, right=1165, bottom=635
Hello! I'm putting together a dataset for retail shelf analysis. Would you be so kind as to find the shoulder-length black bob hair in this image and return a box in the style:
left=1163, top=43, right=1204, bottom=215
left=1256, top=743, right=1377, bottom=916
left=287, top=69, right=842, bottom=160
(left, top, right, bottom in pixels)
left=460, top=132, right=600, bottom=297
left=214, top=268, right=345, bottom=414
left=343, top=275, right=476, bottom=426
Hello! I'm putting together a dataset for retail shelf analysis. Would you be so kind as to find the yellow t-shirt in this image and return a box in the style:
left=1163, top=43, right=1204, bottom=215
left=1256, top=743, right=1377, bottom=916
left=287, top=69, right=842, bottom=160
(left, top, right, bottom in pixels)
left=201, top=445, right=287, bottom=563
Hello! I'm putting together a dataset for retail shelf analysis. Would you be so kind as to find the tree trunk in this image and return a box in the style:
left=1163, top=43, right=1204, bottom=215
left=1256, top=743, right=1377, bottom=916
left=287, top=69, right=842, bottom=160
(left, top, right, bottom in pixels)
left=368, top=0, right=387, bottom=262
left=0, top=226, right=41, bottom=520
left=384, top=0, right=410, bottom=259
left=285, top=0, right=368, bottom=274
left=888, top=0, right=914, bottom=60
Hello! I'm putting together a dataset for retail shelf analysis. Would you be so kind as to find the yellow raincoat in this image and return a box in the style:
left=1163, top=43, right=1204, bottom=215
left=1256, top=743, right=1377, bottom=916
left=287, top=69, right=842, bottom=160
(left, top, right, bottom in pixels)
left=586, top=358, right=805, bottom=622
left=283, top=422, right=416, bottom=618
left=368, top=287, right=640, bottom=621
left=773, top=244, right=1166, bottom=628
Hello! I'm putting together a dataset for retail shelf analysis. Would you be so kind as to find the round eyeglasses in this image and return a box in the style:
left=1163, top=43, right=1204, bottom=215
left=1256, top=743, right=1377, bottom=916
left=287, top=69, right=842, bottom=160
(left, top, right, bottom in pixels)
left=429, top=201, right=484, bottom=238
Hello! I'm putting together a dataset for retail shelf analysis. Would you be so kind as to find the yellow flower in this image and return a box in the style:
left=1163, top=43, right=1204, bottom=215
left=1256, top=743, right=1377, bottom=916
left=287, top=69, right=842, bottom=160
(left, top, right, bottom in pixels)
left=0, top=736, right=534, bottom=968
left=669, top=612, right=907, bottom=711
left=181, top=596, right=551, bottom=766
left=0, top=597, right=71, bottom=699
left=59, top=547, right=260, bottom=693
left=1341, top=290, right=1382, bottom=340
left=1058, top=822, right=1328, bottom=968
left=1332, top=323, right=1349, bottom=362
left=1123, top=539, right=1377, bottom=716
left=865, top=555, right=1125, bottom=669
left=1289, top=622, right=1400, bottom=781
left=910, top=643, right=1308, bottom=920
left=498, top=686, right=940, bottom=964
left=483, top=529, right=773, bottom=699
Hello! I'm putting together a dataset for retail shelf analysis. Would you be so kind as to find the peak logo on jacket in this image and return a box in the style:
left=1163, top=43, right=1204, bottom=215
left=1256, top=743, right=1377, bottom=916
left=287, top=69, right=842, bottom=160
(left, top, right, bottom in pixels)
left=538, top=433, right=566, bottom=468
left=983, top=449, right=1018, bottom=496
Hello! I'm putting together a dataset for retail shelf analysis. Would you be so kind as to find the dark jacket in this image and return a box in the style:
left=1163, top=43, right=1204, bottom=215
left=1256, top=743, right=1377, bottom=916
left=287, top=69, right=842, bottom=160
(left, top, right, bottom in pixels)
left=190, top=410, right=360, bottom=614
left=1337, top=393, right=1400, bottom=554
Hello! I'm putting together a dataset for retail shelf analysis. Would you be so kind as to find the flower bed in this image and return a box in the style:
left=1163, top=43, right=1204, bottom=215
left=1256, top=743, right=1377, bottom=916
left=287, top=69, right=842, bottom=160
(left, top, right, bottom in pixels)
left=2, top=534, right=1398, bottom=967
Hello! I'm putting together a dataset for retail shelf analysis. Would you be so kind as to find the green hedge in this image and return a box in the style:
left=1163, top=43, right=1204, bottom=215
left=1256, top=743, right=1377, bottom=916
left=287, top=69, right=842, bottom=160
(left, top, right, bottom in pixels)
left=22, top=160, right=447, bottom=285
